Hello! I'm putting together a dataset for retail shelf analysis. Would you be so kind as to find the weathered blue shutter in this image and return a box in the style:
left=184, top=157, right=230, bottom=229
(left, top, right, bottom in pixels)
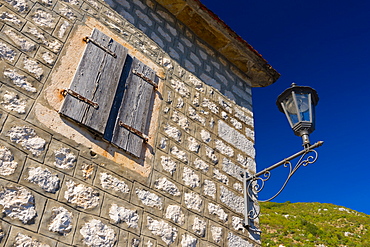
left=59, top=28, right=128, bottom=135
left=110, top=58, right=158, bottom=157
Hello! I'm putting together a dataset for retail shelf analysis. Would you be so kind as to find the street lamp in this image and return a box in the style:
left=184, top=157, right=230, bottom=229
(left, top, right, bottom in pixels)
left=277, top=83, right=319, bottom=147
left=243, top=83, right=324, bottom=230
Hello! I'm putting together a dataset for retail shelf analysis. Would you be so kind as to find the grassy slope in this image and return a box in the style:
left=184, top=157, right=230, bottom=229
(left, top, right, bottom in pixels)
left=259, top=201, right=370, bottom=246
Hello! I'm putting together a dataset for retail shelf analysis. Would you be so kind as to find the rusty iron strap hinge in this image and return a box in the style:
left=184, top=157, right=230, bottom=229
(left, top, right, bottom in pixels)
left=119, top=121, right=149, bottom=143
left=132, top=69, right=158, bottom=90
left=62, top=89, right=99, bottom=109
left=83, top=36, right=117, bottom=58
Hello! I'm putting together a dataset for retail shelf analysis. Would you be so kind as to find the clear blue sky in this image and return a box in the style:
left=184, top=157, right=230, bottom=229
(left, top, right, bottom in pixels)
left=200, top=0, right=370, bottom=214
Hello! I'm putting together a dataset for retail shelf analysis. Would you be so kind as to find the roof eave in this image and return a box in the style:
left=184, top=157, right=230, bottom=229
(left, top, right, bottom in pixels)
left=156, top=0, right=280, bottom=87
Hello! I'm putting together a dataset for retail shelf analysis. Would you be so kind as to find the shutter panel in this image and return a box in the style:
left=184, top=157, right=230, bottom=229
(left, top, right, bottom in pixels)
left=59, top=28, right=128, bottom=135
left=111, top=58, right=158, bottom=157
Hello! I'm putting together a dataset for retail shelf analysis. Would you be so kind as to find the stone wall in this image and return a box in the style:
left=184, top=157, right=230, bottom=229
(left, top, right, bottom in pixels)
left=0, top=0, right=260, bottom=246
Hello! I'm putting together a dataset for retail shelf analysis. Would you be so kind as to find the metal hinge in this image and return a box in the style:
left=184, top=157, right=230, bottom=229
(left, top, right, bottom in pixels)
left=132, top=69, right=158, bottom=90
left=61, top=89, right=99, bottom=109
left=119, top=121, right=149, bottom=142
left=83, top=36, right=117, bottom=58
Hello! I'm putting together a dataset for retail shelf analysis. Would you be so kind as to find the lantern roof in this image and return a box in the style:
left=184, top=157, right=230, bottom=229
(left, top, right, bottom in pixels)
left=276, top=83, right=319, bottom=113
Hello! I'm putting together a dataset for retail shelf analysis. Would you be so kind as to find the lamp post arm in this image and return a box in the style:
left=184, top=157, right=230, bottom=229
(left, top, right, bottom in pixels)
left=246, top=141, right=324, bottom=182
left=243, top=140, right=324, bottom=230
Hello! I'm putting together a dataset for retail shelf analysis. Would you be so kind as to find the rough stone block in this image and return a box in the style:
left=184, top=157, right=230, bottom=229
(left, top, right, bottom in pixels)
left=155, top=133, right=169, bottom=153
left=185, top=136, right=200, bottom=154
left=187, top=106, right=206, bottom=126
left=44, top=138, right=78, bottom=176
left=52, top=17, right=72, bottom=42
left=73, top=213, right=120, bottom=247
left=80, top=2, right=99, bottom=19
left=141, top=212, right=179, bottom=246
left=0, top=178, right=47, bottom=232
left=20, top=158, right=64, bottom=199
left=0, top=6, right=25, bottom=31
left=0, top=137, right=26, bottom=182
left=174, top=96, right=188, bottom=113
left=62, top=0, right=83, bottom=7
left=0, top=64, right=43, bottom=99
left=221, top=157, right=244, bottom=182
left=233, top=107, right=253, bottom=127
left=206, top=201, right=229, bottom=225
left=182, top=189, right=203, bottom=214
left=233, top=182, right=243, bottom=194
left=227, top=232, right=255, bottom=247
left=38, top=199, right=79, bottom=245
left=74, top=156, right=96, bottom=185
left=214, top=139, right=234, bottom=158
left=176, top=228, right=198, bottom=247
left=2, top=0, right=32, bottom=16
left=127, top=232, right=142, bottom=247
left=0, top=39, right=21, bottom=65
left=187, top=212, right=207, bottom=238
left=219, top=185, right=244, bottom=216
left=35, top=46, right=57, bottom=66
left=140, top=236, right=157, bottom=247
left=212, top=167, right=228, bottom=186
left=183, top=234, right=201, bottom=247
left=202, top=177, right=217, bottom=201
left=1, top=115, right=51, bottom=162
left=218, top=120, right=255, bottom=158
left=0, top=84, right=33, bottom=118
left=169, top=77, right=191, bottom=99
left=190, top=155, right=212, bottom=178
left=170, top=110, right=193, bottom=134
left=172, top=62, right=187, bottom=81
left=204, top=146, right=219, bottom=165
left=162, top=122, right=182, bottom=143
left=150, top=170, right=182, bottom=203
left=131, top=182, right=164, bottom=217
left=36, top=0, right=58, bottom=9
left=207, top=219, right=226, bottom=246
left=153, top=150, right=180, bottom=181
left=230, top=215, right=246, bottom=234
left=101, top=192, right=143, bottom=236
left=163, top=199, right=187, bottom=228
left=58, top=177, right=102, bottom=216
left=16, top=53, right=50, bottom=83
left=6, top=226, right=57, bottom=247
left=93, top=166, right=132, bottom=201
left=84, top=0, right=102, bottom=11
left=169, top=144, right=188, bottom=164
left=218, top=172, right=242, bottom=197
left=27, top=4, right=59, bottom=33
left=180, top=164, right=201, bottom=194
left=53, top=1, right=83, bottom=22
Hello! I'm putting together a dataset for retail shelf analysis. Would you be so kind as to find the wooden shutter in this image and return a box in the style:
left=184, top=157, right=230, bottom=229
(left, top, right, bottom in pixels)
left=110, top=58, right=158, bottom=157
left=59, top=28, right=128, bottom=135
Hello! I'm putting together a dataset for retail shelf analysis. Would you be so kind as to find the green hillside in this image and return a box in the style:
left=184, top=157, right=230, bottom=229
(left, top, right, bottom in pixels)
left=259, top=201, right=370, bottom=246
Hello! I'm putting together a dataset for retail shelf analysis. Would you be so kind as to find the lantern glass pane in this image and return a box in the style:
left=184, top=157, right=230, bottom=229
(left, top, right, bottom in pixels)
left=295, top=93, right=311, bottom=122
left=282, top=96, right=299, bottom=125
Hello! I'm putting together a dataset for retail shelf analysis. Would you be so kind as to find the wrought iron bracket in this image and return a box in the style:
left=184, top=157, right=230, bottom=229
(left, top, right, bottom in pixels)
left=243, top=141, right=324, bottom=229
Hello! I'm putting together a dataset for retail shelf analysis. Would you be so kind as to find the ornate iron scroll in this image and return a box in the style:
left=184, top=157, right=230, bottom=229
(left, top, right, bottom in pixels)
left=243, top=141, right=323, bottom=228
